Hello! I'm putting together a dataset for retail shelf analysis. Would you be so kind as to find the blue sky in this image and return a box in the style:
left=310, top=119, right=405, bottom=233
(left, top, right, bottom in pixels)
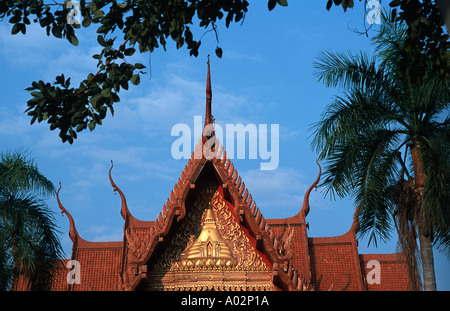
left=0, top=1, right=448, bottom=290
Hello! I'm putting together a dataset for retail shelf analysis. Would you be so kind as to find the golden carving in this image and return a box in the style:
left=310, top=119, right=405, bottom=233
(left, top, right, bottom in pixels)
left=209, top=191, right=269, bottom=271
left=182, top=207, right=235, bottom=268
left=146, top=183, right=272, bottom=291
left=149, top=182, right=214, bottom=273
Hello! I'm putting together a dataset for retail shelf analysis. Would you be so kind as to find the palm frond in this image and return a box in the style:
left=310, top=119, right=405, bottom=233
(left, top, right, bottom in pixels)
left=420, top=123, right=450, bottom=258
left=313, top=50, right=379, bottom=91
left=353, top=129, right=405, bottom=245
left=310, top=7, right=449, bottom=289
left=0, top=148, right=55, bottom=198
left=372, top=9, right=407, bottom=66
left=0, top=188, right=64, bottom=290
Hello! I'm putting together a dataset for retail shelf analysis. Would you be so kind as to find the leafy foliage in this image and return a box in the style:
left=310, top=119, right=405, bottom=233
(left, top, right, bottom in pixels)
left=2, top=1, right=446, bottom=145
left=311, top=10, right=449, bottom=254
left=328, top=0, right=449, bottom=83
left=0, top=149, right=63, bottom=290
left=311, top=9, right=449, bottom=289
left=0, top=0, right=287, bottom=144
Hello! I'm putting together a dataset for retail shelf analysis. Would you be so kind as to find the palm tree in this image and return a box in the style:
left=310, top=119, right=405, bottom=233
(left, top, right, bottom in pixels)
left=0, top=149, right=63, bottom=290
left=310, top=11, right=449, bottom=291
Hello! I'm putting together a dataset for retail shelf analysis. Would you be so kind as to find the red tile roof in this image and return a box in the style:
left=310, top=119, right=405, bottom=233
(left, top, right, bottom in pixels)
left=15, top=158, right=411, bottom=291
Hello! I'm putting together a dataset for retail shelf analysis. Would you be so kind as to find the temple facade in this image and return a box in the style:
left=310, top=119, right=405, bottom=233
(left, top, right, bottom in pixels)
left=16, top=59, right=412, bottom=291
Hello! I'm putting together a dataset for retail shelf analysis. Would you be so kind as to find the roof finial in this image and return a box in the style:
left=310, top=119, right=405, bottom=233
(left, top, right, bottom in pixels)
left=300, top=160, right=321, bottom=218
left=351, top=205, right=360, bottom=235
left=204, top=55, right=213, bottom=128
left=56, top=182, right=80, bottom=242
left=109, top=160, right=132, bottom=221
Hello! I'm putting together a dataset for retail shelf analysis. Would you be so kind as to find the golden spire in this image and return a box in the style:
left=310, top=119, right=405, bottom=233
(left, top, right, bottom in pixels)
left=182, top=206, right=234, bottom=269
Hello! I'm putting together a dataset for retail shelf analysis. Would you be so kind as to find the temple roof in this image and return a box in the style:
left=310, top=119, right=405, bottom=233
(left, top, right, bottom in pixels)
left=16, top=59, right=412, bottom=291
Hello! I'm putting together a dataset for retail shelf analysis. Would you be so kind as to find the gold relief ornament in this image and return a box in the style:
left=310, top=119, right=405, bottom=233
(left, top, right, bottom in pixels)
left=147, top=189, right=273, bottom=291
left=181, top=207, right=236, bottom=268
left=209, top=191, right=270, bottom=271
left=177, top=190, right=270, bottom=272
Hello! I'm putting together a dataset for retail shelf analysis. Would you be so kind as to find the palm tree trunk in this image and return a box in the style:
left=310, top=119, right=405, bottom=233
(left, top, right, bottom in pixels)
left=418, top=224, right=437, bottom=290
left=411, top=143, right=437, bottom=291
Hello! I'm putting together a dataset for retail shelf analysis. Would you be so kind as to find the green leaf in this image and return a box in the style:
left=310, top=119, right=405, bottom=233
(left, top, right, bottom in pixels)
left=68, top=34, right=79, bottom=46
left=215, top=47, right=223, bottom=58
left=82, top=15, right=91, bottom=27
left=420, top=17, right=430, bottom=26
left=134, top=63, right=145, bottom=70
left=30, top=115, right=37, bottom=125
left=93, top=9, right=104, bottom=19
left=18, top=23, right=26, bottom=34
left=268, top=0, right=276, bottom=11
left=51, top=26, right=62, bottom=38
left=9, top=15, right=21, bottom=24
left=101, top=87, right=112, bottom=98
left=277, top=0, right=288, bottom=6
left=90, top=93, right=103, bottom=105
left=130, top=74, right=140, bottom=85
left=326, top=0, right=333, bottom=10
left=11, top=24, right=20, bottom=35
left=76, top=123, right=85, bottom=132
left=111, top=93, right=120, bottom=102
left=98, top=106, right=107, bottom=119
left=97, top=35, right=107, bottom=47
left=389, top=0, right=401, bottom=7
left=124, top=48, right=135, bottom=56
left=88, top=121, right=96, bottom=131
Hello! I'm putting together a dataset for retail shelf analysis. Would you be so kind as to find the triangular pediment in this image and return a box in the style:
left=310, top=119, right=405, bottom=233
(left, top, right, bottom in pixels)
left=141, top=164, right=272, bottom=291
left=119, top=57, right=305, bottom=290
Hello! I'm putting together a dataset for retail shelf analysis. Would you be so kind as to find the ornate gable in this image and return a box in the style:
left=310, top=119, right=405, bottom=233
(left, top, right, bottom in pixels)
left=143, top=170, right=273, bottom=291
left=119, top=146, right=305, bottom=290
left=116, top=58, right=305, bottom=291
left=32, top=58, right=412, bottom=292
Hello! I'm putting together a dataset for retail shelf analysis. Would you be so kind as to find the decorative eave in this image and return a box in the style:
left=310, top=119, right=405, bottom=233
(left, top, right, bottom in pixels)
left=272, top=262, right=315, bottom=291
left=56, top=182, right=81, bottom=244
left=109, top=160, right=132, bottom=222
left=267, top=160, right=321, bottom=227
left=108, top=160, right=153, bottom=228
left=350, top=204, right=360, bottom=236
left=299, top=159, right=321, bottom=220
left=57, top=182, right=124, bottom=251
left=309, top=203, right=361, bottom=244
